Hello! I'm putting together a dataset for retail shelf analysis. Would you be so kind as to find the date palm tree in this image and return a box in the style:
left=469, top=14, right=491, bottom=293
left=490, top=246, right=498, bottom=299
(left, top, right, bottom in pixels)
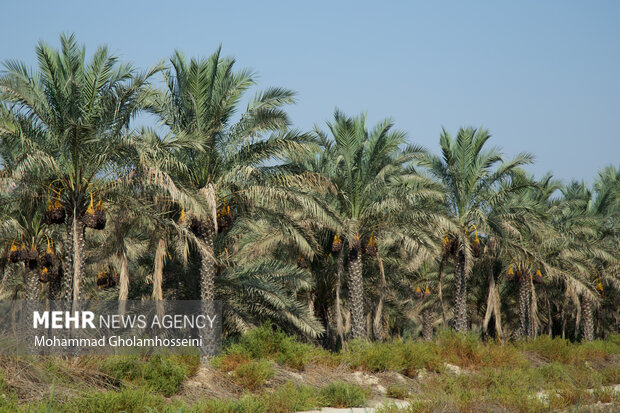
left=421, top=127, right=534, bottom=332
left=491, top=175, right=561, bottom=339
left=310, top=110, right=439, bottom=340
left=148, top=48, right=324, bottom=355
left=558, top=178, right=618, bottom=341
left=0, top=34, right=162, bottom=302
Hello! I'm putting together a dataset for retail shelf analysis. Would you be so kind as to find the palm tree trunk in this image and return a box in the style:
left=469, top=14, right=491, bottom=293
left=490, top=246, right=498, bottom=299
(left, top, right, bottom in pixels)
left=197, top=185, right=217, bottom=304
left=482, top=261, right=503, bottom=340
left=518, top=274, right=532, bottom=339
left=334, top=248, right=345, bottom=347
left=454, top=251, right=468, bottom=332
left=25, top=261, right=40, bottom=353
left=438, top=253, right=447, bottom=326
left=560, top=293, right=569, bottom=339
left=582, top=296, right=594, bottom=342
left=71, top=207, right=86, bottom=303
left=62, top=216, right=74, bottom=301
left=114, top=210, right=130, bottom=314
left=546, top=295, right=552, bottom=336
left=529, top=275, right=538, bottom=338
left=422, top=308, right=433, bottom=341
left=195, top=214, right=217, bottom=359
left=348, top=248, right=365, bottom=340
left=372, top=254, right=386, bottom=341
left=197, top=219, right=216, bottom=303
left=25, top=262, right=40, bottom=302
left=118, top=249, right=129, bottom=314
left=152, top=237, right=166, bottom=300
left=48, top=265, right=62, bottom=301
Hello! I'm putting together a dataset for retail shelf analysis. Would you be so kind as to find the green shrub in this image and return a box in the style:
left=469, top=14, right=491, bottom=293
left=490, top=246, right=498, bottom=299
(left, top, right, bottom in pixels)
left=435, top=330, right=499, bottom=368
left=0, top=372, right=16, bottom=403
left=218, top=324, right=323, bottom=370
left=386, top=383, right=410, bottom=399
left=537, top=362, right=576, bottom=389
left=97, top=356, right=190, bottom=396
left=191, top=395, right=266, bottom=413
left=417, top=368, right=546, bottom=413
left=601, top=365, right=620, bottom=385
left=262, top=381, right=321, bottom=413
left=233, top=360, right=275, bottom=390
left=522, top=335, right=575, bottom=364
left=141, top=357, right=189, bottom=397
left=344, top=338, right=443, bottom=375
left=189, top=382, right=324, bottom=413
left=212, top=352, right=250, bottom=372
left=578, top=338, right=620, bottom=361
left=591, top=388, right=620, bottom=404
left=318, top=381, right=368, bottom=408
left=400, top=341, right=444, bottom=373
left=344, top=340, right=404, bottom=372
left=63, top=388, right=168, bottom=413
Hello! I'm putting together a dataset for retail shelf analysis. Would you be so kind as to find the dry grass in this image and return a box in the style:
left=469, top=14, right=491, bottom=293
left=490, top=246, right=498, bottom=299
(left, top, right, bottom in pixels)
left=0, top=330, right=619, bottom=412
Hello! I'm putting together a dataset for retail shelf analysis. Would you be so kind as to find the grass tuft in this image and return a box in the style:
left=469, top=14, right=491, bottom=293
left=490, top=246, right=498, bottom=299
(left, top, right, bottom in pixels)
left=232, top=359, right=275, bottom=390
left=318, top=381, right=368, bottom=408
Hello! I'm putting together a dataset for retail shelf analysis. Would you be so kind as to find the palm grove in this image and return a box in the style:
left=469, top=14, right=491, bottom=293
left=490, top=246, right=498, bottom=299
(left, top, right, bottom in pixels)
left=0, top=35, right=618, bottom=350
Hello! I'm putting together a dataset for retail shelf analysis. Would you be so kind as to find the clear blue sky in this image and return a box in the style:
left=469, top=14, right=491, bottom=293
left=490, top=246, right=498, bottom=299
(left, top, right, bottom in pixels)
left=2, top=0, right=618, bottom=183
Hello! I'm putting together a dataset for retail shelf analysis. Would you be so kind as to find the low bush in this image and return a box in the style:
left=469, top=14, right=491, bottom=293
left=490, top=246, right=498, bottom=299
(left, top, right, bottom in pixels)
left=521, top=335, right=578, bottom=365
left=215, top=324, right=330, bottom=370
left=344, top=339, right=443, bottom=375
left=97, top=356, right=192, bottom=396
left=190, top=395, right=266, bottom=413
left=19, top=388, right=174, bottom=413
left=233, top=360, right=275, bottom=390
left=261, top=381, right=321, bottom=413
left=212, top=352, right=250, bottom=372
left=318, top=381, right=368, bottom=408
left=0, top=372, right=16, bottom=403
left=386, top=384, right=410, bottom=399
left=601, top=365, right=620, bottom=385
left=188, top=381, right=366, bottom=413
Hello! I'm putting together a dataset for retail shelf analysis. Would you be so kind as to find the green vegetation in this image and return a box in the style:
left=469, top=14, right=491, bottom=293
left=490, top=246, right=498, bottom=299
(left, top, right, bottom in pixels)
left=0, top=328, right=618, bottom=412
left=0, top=33, right=617, bottom=347
left=386, top=384, right=410, bottom=399
left=95, top=356, right=199, bottom=396
left=0, top=33, right=619, bottom=412
left=213, top=324, right=337, bottom=371
left=232, top=359, right=275, bottom=390
left=318, top=381, right=368, bottom=408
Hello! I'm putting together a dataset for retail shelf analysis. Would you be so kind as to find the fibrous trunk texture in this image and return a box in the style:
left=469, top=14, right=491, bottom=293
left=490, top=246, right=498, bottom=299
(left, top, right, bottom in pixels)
left=348, top=247, right=365, bottom=340
left=582, top=296, right=594, bottom=342
left=422, top=308, right=433, bottom=341
left=546, top=295, right=552, bottom=336
left=152, top=237, right=166, bottom=300
left=48, top=265, right=62, bottom=301
left=118, top=249, right=129, bottom=314
left=25, top=262, right=40, bottom=302
left=454, top=251, right=468, bottom=332
left=372, top=254, right=386, bottom=341
left=518, top=274, right=532, bottom=339
left=196, top=218, right=216, bottom=303
left=482, top=262, right=503, bottom=340
left=25, top=261, right=40, bottom=353
left=334, top=248, right=345, bottom=347
left=196, top=214, right=217, bottom=359
left=71, top=209, right=86, bottom=303
left=561, top=293, right=569, bottom=340
left=438, top=253, right=447, bottom=326
left=62, top=215, right=74, bottom=301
